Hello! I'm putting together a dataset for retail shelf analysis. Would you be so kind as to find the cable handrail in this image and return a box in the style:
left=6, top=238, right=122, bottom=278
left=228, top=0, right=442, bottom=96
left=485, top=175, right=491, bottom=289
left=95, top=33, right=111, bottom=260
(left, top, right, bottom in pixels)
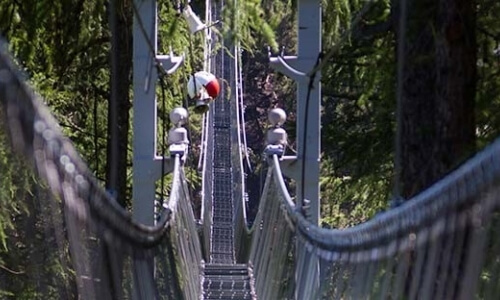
left=0, top=43, right=173, bottom=248
left=242, top=142, right=500, bottom=298
left=1, top=36, right=204, bottom=298
left=271, top=134, right=500, bottom=252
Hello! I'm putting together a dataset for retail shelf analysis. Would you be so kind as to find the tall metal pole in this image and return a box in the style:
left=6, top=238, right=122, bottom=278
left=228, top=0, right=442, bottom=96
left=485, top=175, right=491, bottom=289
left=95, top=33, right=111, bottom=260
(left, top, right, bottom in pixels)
left=132, top=0, right=182, bottom=298
left=133, top=0, right=157, bottom=227
left=295, top=2, right=321, bottom=296
left=296, top=0, right=321, bottom=224
left=269, top=0, right=321, bottom=298
left=269, top=0, right=321, bottom=224
left=132, top=2, right=157, bottom=298
left=132, top=0, right=183, bottom=226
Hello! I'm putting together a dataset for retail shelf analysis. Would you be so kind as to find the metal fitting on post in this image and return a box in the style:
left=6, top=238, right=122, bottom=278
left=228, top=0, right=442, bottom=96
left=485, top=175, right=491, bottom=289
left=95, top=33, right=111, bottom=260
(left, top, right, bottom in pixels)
left=168, top=107, right=189, bottom=158
left=183, top=4, right=206, bottom=34
left=302, top=198, right=312, bottom=221
left=265, top=108, right=287, bottom=156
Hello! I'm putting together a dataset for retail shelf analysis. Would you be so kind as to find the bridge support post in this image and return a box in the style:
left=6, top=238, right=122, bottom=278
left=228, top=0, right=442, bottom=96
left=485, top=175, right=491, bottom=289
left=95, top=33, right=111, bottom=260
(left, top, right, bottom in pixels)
left=269, top=0, right=321, bottom=298
left=269, top=0, right=321, bottom=224
left=132, top=0, right=183, bottom=298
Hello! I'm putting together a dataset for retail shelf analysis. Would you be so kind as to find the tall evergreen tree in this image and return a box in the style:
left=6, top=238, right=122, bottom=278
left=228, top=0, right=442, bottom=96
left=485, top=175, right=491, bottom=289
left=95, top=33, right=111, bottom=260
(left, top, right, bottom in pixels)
left=397, top=0, right=477, bottom=199
left=106, top=0, right=133, bottom=206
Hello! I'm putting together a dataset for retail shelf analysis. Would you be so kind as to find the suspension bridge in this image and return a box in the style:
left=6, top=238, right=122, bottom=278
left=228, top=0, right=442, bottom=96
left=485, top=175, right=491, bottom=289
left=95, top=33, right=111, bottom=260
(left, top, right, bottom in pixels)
left=1, top=0, right=500, bottom=299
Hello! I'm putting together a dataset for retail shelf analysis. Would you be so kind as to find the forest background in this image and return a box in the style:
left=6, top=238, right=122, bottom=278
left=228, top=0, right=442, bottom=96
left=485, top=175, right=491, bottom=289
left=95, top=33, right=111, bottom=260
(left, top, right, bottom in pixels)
left=0, top=0, right=499, bottom=297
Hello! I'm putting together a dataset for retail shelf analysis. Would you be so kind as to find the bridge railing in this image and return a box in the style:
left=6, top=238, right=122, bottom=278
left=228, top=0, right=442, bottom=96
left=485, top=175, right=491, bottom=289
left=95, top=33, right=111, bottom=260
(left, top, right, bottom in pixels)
left=165, top=156, right=204, bottom=299
left=231, top=43, right=251, bottom=263
left=200, top=105, right=214, bottom=260
left=258, top=136, right=500, bottom=299
left=199, top=0, right=215, bottom=261
left=246, top=156, right=296, bottom=299
left=0, top=40, right=203, bottom=299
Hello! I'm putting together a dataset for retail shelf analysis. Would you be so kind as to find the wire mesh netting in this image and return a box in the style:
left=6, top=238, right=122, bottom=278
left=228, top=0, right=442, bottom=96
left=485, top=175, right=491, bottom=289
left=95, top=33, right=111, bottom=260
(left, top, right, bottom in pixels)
left=247, top=153, right=500, bottom=299
left=0, top=41, right=203, bottom=299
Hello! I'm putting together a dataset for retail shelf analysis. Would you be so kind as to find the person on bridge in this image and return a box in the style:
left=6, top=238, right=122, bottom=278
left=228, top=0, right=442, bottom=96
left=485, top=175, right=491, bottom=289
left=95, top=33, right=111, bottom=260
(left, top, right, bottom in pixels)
left=187, top=71, right=220, bottom=114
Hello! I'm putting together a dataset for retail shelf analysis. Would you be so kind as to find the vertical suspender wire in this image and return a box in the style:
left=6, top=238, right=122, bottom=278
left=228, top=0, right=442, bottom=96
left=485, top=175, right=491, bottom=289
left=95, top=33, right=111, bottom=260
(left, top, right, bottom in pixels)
left=393, top=0, right=408, bottom=204
left=203, top=0, right=212, bottom=73
left=183, top=34, right=200, bottom=204
left=198, top=104, right=208, bottom=170
left=300, top=54, right=322, bottom=209
left=94, top=92, right=99, bottom=176
left=159, top=74, right=169, bottom=211
left=237, top=45, right=253, bottom=173
left=187, top=35, right=198, bottom=130
left=198, top=0, right=212, bottom=171
left=179, top=66, right=197, bottom=205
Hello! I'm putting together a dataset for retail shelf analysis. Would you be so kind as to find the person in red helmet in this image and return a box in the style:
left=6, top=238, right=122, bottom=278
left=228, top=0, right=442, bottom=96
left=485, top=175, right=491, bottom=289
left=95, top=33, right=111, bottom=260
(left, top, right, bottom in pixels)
left=187, top=71, right=220, bottom=113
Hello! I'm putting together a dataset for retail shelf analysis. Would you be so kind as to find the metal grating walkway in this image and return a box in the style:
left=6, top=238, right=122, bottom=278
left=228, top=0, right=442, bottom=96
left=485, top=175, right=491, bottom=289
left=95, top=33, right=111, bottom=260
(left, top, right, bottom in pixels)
left=210, top=106, right=234, bottom=263
left=209, top=44, right=236, bottom=263
left=203, top=264, right=255, bottom=300
left=203, top=30, right=255, bottom=296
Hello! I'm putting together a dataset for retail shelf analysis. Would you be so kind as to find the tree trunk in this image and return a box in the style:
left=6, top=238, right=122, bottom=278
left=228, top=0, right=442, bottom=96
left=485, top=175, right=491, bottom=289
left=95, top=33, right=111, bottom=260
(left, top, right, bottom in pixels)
left=398, top=0, right=476, bottom=199
left=106, top=0, right=133, bottom=207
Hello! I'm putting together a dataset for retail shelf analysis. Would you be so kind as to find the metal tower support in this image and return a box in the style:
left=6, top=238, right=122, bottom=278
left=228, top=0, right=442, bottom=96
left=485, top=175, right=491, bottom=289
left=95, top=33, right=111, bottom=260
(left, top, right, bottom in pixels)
left=132, top=1, right=183, bottom=298
left=132, top=0, right=183, bottom=225
left=269, top=0, right=321, bottom=224
left=269, top=1, right=321, bottom=298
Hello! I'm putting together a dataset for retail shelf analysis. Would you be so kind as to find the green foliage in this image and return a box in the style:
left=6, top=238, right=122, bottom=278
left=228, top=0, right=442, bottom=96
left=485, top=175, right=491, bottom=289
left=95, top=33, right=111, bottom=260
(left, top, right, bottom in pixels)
left=318, top=0, right=500, bottom=227
left=0, top=128, right=75, bottom=298
left=0, top=129, right=31, bottom=251
left=319, top=0, right=395, bottom=227
left=476, top=0, right=500, bottom=148
left=320, top=158, right=390, bottom=227
left=0, top=0, right=111, bottom=183
left=0, top=0, right=110, bottom=295
left=222, top=0, right=280, bottom=53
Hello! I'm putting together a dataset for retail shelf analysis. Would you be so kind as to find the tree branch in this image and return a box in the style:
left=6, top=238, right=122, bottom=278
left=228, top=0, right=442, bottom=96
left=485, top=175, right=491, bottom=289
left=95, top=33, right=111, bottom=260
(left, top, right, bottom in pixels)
left=478, top=26, right=500, bottom=40
left=323, top=92, right=362, bottom=101
left=0, top=264, right=25, bottom=275
left=353, top=18, right=393, bottom=41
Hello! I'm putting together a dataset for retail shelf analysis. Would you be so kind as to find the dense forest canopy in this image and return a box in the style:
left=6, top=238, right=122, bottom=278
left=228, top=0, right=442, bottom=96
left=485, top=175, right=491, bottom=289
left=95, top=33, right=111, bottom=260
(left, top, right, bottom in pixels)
left=0, top=0, right=500, bottom=296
